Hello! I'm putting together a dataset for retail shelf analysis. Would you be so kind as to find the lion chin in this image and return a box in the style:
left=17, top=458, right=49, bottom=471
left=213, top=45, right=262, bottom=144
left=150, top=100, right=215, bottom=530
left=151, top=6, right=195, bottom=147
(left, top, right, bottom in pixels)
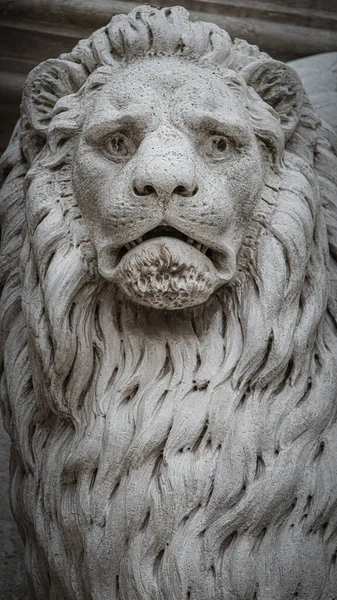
left=1, top=4, right=337, bottom=600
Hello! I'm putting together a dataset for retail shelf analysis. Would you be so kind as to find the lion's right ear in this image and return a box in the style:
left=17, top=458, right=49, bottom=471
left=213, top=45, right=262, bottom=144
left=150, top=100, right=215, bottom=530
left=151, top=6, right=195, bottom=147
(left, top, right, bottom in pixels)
left=22, top=59, right=86, bottom=137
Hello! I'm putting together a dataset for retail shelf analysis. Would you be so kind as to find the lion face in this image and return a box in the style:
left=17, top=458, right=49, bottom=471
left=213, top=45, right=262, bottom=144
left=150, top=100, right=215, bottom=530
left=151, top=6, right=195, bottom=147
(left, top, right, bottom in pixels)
left=72, top=58, right=265, bottom=309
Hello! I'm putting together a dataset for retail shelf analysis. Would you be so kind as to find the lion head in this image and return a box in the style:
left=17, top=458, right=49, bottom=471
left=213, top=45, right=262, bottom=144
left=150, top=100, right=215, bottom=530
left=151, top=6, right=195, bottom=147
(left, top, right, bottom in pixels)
left=1, top=5, right=337, bottom=600
left=71, top=56, right=277, bottom=310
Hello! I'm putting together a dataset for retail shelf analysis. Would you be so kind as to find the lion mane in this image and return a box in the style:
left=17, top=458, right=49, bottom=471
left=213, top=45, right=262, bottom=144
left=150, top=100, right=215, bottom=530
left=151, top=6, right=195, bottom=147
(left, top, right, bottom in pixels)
left=1, top=6, right=337, bottom=599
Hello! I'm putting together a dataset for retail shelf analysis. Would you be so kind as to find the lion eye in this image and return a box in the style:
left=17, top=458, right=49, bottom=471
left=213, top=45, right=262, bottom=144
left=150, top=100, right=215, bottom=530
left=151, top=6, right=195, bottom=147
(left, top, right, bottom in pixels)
left=206, top=134, right=228, bottom=159
left=212, top=137, right=227, bottom=152
left=103, top=133, right=134, bottom=159
left=211, top=135, right=227, bottom=156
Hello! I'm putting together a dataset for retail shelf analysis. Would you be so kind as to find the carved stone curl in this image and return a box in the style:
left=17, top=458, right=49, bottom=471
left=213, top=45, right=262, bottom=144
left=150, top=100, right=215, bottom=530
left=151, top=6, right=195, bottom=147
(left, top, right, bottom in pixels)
left=0, top=5, right=337, bottom=599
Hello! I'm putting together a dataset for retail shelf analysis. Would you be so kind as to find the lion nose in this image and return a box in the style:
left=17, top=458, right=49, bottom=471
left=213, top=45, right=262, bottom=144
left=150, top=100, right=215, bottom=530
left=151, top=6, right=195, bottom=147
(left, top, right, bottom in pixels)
left=132, top=155, right=198, bottom=199
left=133, top=181, right=198, bottom=197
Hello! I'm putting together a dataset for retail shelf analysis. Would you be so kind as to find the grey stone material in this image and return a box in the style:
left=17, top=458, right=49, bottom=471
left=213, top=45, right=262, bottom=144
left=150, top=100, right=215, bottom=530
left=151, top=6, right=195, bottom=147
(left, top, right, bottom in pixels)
left=0, top=5, right=337, bottom=599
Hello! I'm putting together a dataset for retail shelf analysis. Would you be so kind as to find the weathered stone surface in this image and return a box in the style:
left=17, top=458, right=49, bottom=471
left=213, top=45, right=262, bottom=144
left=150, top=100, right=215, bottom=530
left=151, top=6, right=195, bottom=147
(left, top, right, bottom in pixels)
left=0, top=5, right=337, bottom=599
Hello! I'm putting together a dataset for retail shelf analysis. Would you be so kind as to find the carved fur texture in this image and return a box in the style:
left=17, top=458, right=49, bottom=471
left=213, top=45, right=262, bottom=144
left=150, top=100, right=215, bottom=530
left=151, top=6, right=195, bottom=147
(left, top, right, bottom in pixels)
left=0, top=6, right=337, bottom=599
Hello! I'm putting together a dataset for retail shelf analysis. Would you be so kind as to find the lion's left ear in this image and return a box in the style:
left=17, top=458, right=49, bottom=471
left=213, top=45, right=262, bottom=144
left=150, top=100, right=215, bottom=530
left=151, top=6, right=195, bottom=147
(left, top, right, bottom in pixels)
left=243, top=60, right=304, bottom=141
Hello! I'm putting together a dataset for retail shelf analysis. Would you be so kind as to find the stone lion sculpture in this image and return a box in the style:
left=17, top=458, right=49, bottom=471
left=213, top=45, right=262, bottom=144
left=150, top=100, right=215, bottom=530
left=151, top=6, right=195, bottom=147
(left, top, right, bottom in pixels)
left=1, top=5, right=337, bottom=599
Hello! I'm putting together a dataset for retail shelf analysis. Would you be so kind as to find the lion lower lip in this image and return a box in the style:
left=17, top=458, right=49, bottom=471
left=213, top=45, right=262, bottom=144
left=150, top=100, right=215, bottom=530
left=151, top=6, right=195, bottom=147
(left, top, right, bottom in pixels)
left=112, top=227, right=233, bottom=283
left=99, top=234, right=234, bottom=294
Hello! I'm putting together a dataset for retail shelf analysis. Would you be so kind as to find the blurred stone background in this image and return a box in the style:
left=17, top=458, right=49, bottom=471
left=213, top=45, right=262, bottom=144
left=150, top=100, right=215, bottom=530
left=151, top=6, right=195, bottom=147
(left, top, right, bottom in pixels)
left=0, top=1, right=336, bottom=598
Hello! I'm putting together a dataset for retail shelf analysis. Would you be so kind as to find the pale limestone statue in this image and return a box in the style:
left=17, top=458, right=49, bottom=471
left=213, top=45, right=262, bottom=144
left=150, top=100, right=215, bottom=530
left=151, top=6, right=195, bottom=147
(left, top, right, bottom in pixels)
left=0, top=5, right=337, bottom=599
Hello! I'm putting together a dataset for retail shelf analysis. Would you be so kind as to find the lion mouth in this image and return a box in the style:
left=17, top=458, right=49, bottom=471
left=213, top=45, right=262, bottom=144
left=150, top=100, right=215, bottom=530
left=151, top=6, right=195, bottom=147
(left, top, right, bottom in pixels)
left=121, top=226, right=209, bottom=257
left=98, top=224, right=236, bottom=308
